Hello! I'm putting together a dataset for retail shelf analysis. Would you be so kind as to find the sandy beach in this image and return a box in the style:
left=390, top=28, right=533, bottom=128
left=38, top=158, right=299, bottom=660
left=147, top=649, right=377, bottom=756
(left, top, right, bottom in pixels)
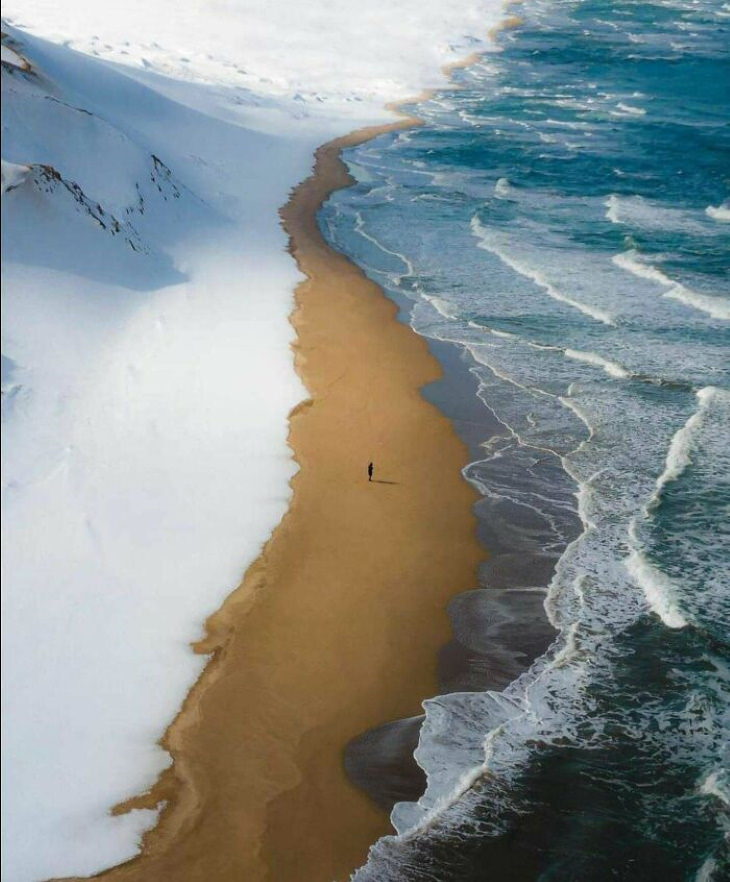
left=73, top=122, right=485, bottom=882
left=8, top=2, right=717, bottom=878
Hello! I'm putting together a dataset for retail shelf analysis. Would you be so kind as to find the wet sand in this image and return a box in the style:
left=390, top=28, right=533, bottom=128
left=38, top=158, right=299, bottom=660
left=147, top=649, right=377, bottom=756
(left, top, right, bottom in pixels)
left=79, top=121, right=485, bottom=882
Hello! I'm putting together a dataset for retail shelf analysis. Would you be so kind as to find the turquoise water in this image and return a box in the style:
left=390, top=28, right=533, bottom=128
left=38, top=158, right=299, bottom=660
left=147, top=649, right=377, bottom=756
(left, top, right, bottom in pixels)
left=321, top=1, right=729, bottom=878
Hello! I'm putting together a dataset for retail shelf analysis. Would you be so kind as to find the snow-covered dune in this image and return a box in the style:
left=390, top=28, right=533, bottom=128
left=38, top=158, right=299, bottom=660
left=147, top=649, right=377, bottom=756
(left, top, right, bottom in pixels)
left=1, top=3, right=505, bottom=880
left=2, top=30, right=310, bottom=881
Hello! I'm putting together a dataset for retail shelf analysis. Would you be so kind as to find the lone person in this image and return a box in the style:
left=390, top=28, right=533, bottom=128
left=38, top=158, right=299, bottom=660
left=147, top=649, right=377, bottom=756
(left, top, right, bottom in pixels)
left=368, top=461, right=374, bottom=482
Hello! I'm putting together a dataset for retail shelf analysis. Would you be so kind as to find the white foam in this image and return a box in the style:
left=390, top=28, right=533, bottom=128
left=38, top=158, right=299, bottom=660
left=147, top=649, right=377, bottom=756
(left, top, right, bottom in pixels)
left=494, top=176, right=513, bottom=198
left=650, top=387, right=722, bottom=507
left=471, top=217, right=616, bottom=325
left=694, top=857, right=719, bottom=882
left=613, top=250, right=730, bottom=321
left=564, top=348, right=630, bottom=379
left=605, top=194, right=710, bottom=234
left=421, top=294, right=462, bottom=322
left=544, top=620, right=582, bottom=668
left=488, top=327, right=518, bottom=339
left=621, top=389, right=727, bottom=631
left=664, top=285, right=730, bottom=320
left=625, top=538, right=689, bottom=629
left=392, top=690, right=523, bottom=837
left=353, top=210, right=415, bottom=278
left=466, top=322, right=630, bottom=381
left=699, top=769, right=730, bottom=806
left=705, top=203, right=730, bottom=222
left=613, top=250, right=676, bottom=285
left=605, top=194, right=621, bottom=224
left=614, top=101, right=647, bottom=115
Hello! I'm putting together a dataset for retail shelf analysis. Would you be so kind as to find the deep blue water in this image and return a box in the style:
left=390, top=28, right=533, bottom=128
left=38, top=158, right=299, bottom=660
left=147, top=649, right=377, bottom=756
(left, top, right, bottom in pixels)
left=320, top=1, right=730, bottom=879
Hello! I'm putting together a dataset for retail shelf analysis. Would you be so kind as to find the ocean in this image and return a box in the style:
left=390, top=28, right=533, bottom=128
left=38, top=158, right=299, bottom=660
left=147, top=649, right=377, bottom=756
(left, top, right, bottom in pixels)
left=319, top=1, right=730, bottom=879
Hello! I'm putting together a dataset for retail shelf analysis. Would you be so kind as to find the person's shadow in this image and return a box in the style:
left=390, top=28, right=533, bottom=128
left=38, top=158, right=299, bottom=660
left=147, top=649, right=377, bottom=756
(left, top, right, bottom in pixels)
left=372, top=479, right=399, bottom=485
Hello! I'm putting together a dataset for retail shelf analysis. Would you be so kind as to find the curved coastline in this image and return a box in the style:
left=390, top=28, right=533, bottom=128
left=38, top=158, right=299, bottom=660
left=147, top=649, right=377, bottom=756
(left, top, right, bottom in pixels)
left=77, top=104, right=487, bottom=882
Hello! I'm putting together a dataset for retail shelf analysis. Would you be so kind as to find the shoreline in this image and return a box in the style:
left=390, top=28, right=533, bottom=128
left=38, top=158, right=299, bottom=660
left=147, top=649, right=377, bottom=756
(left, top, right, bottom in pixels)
left=82, top=113, right=486, bottom=882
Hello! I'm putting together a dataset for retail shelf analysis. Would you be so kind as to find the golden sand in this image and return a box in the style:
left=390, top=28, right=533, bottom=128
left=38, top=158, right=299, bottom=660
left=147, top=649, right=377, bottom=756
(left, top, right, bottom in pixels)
left=74, top=58, right=506, bottom=882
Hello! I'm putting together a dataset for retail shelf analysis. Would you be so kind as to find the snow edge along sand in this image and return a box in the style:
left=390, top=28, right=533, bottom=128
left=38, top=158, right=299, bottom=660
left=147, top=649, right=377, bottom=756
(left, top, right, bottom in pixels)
left=1, top=4, right=507, bottom=880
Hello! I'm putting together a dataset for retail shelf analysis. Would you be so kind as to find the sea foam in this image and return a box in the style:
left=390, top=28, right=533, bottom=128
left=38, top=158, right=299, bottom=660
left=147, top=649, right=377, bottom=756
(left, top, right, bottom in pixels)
left=699, top=769, right=730, bottom=806
left=613, top=250, right=730, bottom=320
left=705, top=203, right=730, bottom=222
left=649, top=386, right=722, bottom=508
left=623, top=387, right=727, bottom=630
left=605, top=194, right=712, bottom=234
left=563, top=348, right=630, bottom=379
left=472, top=217, right=616, bottom=325
left=625, top=539, right=690, bottom=629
